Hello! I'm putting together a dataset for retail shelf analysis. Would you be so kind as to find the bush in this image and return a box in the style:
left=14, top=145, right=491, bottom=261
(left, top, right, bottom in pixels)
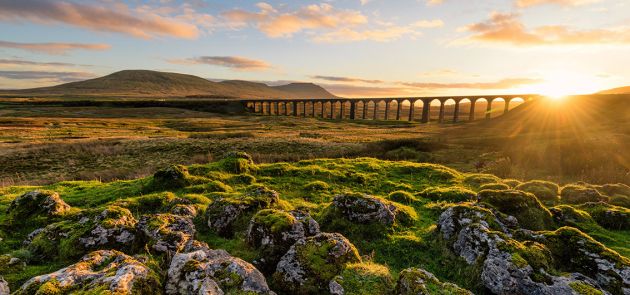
left=560, top=184, right=608, bottom=205
left=417, top=186, right=476, bottom=203
left=478, top=189, right=554, bottom=230
left=515, top=180, right=560, bottom=206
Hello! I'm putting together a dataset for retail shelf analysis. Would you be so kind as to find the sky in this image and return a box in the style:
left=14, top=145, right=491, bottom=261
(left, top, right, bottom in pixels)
left=0, top=0, right=629, bottom=97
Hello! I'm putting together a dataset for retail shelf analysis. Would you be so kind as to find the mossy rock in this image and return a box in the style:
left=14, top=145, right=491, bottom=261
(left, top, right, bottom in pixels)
left=515, top=180, right=560, bottom=205
left=609, top=195, right=630, bottom=209
left=185, top=180, right=232, bottom=194
left=479, top=183, right=510, bottom=191
left=148, top=165, right=207, bottom=191
left=478, top=189, right=554, bottom=230
left=549, top=205, right=595, bottom=227
left=596, top=183, right=630, bottom=198
left=394, top=267, right=472, bottom=295
left=560, top=184, right=608, bottom=205
left=387, top=191, right=418, bottom=205
left=5, top=190, right=71, bottom=225
left=273, top=233, right=362, bottom=294
left=303, top=181, right=330, bottom=192
left=332, top=262, right=394, bottom=295
left=228, top=173, right=256, bottom=185
left=417, top=186, right=476, bottom=203
left=462, top=173, right=501, bottom=189
left=578, top=202, right=630, bottom=230
left=569, top=281, right=605, bottom=295
left=217, top=151, right=257, bottom=174
left=502, top=179, right=523, bottom=188
left=137, top=213, right=195, bottom=254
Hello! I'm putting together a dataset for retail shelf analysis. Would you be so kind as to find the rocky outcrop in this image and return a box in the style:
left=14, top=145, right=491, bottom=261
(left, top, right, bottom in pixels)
left=328, top=193, right=415, bottom=226
left=561, top=184, right=608, bottom=204
left=166, top=243, right=274, bottom=294
left=206, top=186, right=280, bottom=237
left=137, top=213, right=195, bottom=254
left=0, top=277, right=9, bottom=295
left=395, top=268, right=472, bottom=295
left=7, top=190, right=70, bottom=220
left=78, top=206, right=137, bottom=250
left=170, top=203, right=198, bottom=218
left=246, top=209, right=320, bottom=272
left=14, top=250, right=161, bottom=294
left=477, top=189, right=554, bottom=230
left=273, top=233, right=361, bottom=294
left=150, top=165, right=194, bottom=191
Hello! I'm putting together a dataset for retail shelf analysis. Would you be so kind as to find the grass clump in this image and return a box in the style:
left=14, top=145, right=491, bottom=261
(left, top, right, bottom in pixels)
left=217, top=151, right=257, bottom=174
left=302, top=181, right=330, bottom=192
left=462, top=173, right=501, bottom=189
left=395, top=267, right=472, bottom=295
left=334, top=262, right=394, bottom=295
left=569, top=281, right=604, bottom=295
left=560, top=184, right=608, bottom=205
left=417, top=186, right=476, bottom=203
left=478, top=189, right=554, bottom=230
left=502, top=179, right=523, bottom=188
left=515, top=180, right=560, bottom=205
left=387, top=191, right=418, bottom=205
left=479, top=183, right=510, bottom=191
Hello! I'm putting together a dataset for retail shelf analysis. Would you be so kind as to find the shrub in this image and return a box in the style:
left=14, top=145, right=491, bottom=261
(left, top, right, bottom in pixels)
left=560, top=184, right=608, bottom=205
left=478, top=189, right=554, bottom=230
left=387, top=191, right=418, bottom=205
left=417, top=186, right=476, bottom=203
left=515, top=180, right=560, bottom=206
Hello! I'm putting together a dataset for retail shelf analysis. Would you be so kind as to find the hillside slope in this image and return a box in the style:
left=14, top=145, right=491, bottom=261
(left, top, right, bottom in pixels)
left=598, top=86, right=630, bottom=94
left=0, top=70, right=338, bottom=99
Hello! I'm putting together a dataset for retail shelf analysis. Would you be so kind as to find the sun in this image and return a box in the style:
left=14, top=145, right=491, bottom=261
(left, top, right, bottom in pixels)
left=522, top=70, right=604, bottom=101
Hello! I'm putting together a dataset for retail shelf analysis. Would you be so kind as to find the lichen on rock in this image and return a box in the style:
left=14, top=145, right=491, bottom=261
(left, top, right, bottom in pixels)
left=478, top=189, right=554, bottom=231
left=14, top=250, right=161, bottom=295
left=394, top=267, right=472, bottom=295
left=137, top=213, right=196, bottom=254
left=6, top=190, right=70, bottom=222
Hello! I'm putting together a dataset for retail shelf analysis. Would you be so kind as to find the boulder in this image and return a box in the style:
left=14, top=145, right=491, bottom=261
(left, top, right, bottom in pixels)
left=206, top=186, right=280, bottom=237
left=560, top=184, right=608, bottom=205
left=218, top=151, right=257, bottom=174
left=478, top=189, right=554, bottom=230
left=78, top=206, right=137, bottom=250
left=549, top=205, right=595, bottom=227
left=0, top=276, right=9, bottom=295
left=150, top=165, right=194, bottom=191
left=246, top=209, right=320, bottom=272
left=166, top=244, right=274, bottom=294
left=14, top=250, right=161, bottom=294
left=578, top=202, right=630, bottom=230
left=327, top=193, right=416, bottom=226
left=515, top=180, right=560, bottom=205
left=273, top=233, right=361, bottom=294
left=170, top=203, right=198, bottom=218
left=137, top=214, right=195, bottom=254
left=7, top=190, right=70, bottom=220
left=394, top=267, right=472, bottom=295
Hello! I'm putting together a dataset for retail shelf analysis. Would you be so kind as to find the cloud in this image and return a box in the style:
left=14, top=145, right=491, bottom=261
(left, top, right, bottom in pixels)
left=0, top=0, right=201, bottom=39
left=169, top=56, right=271, bottom=71
left=0, top=70, right=95, bottom=82
left=401, top=78, right=542, bottom=89
left=0, top=58, right=85, bottom=67
left=426, top=0, right=445, bottom=6
left=0, top=40, right=110, bottom=55
left=311, top=75, right=384, bottom=84
left=516, top=0, right=601, bottom=8
left=223, top=3, right=367, bottom=38
left=460, top=12, right=630, bottom=46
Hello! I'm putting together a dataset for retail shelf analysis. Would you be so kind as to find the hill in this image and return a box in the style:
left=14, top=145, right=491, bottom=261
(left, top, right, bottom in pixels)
left=598, top=86, right=630, bottom=94
left=0, top=70, right=338, bottom=99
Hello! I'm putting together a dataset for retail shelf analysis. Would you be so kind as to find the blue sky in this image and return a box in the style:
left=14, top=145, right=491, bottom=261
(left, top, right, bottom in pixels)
left=0, top=0, right=628, bottom=97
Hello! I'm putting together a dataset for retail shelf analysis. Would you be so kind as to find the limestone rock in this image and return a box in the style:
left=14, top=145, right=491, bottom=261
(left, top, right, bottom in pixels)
left=78, top=206, right=137, bottom=250
left=246, top=209, right=320, bottom=272
left=206, top=187, right=279, bottom=237
left=7, top=190, right=70, bottom=220
left=273, top=232, right=361, bottom=294
left=0, top=276, right=9, bottom=295
left=166, top=244, right=274, bottom=294
left=477, top=189, right=554, bottom=230
left=137, top=213, right=195, bottom=254
left=561, top=184, right=608, bottom=204
left=395, top=268, right=472, bottom=295
left=328, top=193, right=415, bottom=226
left=170, top=203, right=198, bottom=218
left=14, top=250, right=161, bottom=295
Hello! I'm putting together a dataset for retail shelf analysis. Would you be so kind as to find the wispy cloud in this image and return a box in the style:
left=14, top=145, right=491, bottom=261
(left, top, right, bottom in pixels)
left=459, top=12, right=630, bottom=46
left=0, top=40, right=110, bottom=55
left=0, top=58, right=86, bottom=67
left=168, top=56, right=271, bottom=71
left=0, top=0, right=201, bottom=39
left=401, top=78, right=542, bottom=89
left=516, top=0, right=601, bottom=8
left=311, top=75, right=384, bottom=84
left=0, top=70, right=95, bottom=82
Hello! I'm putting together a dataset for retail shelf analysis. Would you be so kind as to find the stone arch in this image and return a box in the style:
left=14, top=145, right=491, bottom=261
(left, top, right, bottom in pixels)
left=370, top=100, right=381, bottom=120
left=488, top=97, right=505, bottom=118
left=428, top=99, right=442, bottom=121
left=443, top=99, right=456, bottom=123
left=355, top=100, right=365, bottom=119
left=457, top=98, right=471, bottom=121
left=399, top=99, right=412, bottom=121
left=472, top=98, right=488, bottom=121
left=386, top=99, right=398, bottom=120
left=411, top=100, right=424, bottom=121
left=506, top=97, right=525, bottom=112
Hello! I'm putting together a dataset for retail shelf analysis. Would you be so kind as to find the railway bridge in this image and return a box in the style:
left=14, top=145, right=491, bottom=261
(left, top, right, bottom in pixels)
left=243, top=95, right=538, bottom=123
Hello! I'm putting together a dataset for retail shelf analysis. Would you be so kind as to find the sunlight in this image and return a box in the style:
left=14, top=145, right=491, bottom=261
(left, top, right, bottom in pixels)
left=522, top=70, right=604, bottom=100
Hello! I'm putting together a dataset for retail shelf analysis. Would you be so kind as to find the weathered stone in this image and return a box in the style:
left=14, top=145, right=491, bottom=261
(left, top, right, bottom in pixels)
left=14, top=250, right=161, bottom=295
left=395, top=267, right=472, bottom=295
left=137, top=213, right=195, bottom=254
left=0, top=276, right=9, bottom=295
left=328, top=193, right=415, bottom=227
left=561, top=185, right=608, bottom=205
left=78, top=206, right=137, bottom=250
left=7, top=190, right=70, bottom=220
left=273, top=232, right=361, bottom=294
left=477, top=189, right=554, bottom=230
left=246, top=209, right=320, bottom=272
left=166, top=243, right=274, bottom=294
left=151, top=165, right=193, bottom=190
left=206, top=187, right=279, bottom=237
left=170, top=203, right=198, bottom=218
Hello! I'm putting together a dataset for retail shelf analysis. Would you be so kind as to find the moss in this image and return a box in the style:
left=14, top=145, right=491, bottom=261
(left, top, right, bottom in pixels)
left=228, top=174, right=256, bottom=185
left=569, top=281, right=604, bottom=295
left=479, top=183, right=510, bottom=191
left=335, top=262, right=394, bottom=295
left=186, top=180, right=232, bottom=194
left=560, top=184, right=608, bottom=205
left=462, top=173, right=501, bottom=189
left=596, top=183, right=630, bottom=198
left=609, top=195, right=630, bottom=209
left=113, top=191, right=176, bottom=214
left=549, top=205, right=595, bottom=227
left=515, top=180, right=560, bottom=205
left=303, top=181, right=330, bottom=192
left=35, top=279, right=63, bottom=295
left=478, top=189, right=554, bottom=230
left=148, top=165, right=194, bottom=191
left=251, top=209, right=295, bottom=234
left=578, top=202, right=630, bottom=230
left=395, top=268, right=472, bottom=295
left=217, top=151, right=257, bottom=174
left=417, top=186, right=476, bottom=203
left=502, top=179, right=523, bottom=188
left=387, top=191, right=418, bottom=205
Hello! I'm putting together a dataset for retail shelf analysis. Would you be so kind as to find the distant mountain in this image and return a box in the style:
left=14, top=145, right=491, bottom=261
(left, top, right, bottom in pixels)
left=0, top=70, right=338, bottom=99
left=597, top=86, right=630, bottom=94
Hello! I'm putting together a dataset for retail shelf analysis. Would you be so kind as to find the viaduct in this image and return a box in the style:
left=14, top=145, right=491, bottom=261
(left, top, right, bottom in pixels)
left=243, top=95, right=538, bottom=123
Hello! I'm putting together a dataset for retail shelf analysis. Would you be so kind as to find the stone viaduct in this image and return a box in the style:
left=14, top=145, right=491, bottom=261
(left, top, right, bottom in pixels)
left=243, top=95, right=537, bottom=123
